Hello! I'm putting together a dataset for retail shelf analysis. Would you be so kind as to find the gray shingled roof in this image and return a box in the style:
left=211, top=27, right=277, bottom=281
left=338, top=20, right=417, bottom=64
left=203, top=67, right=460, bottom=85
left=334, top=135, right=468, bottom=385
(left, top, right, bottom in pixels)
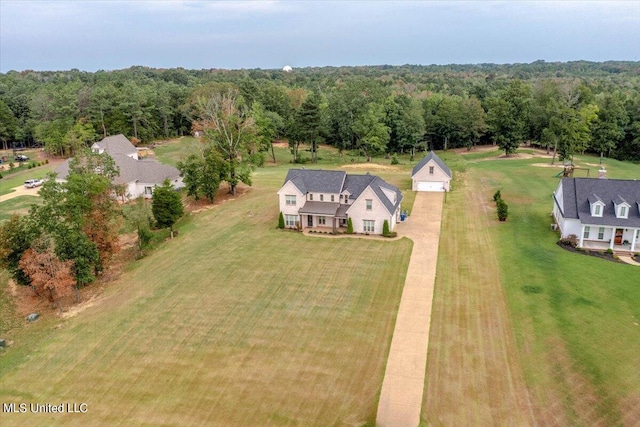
left=284, top=169, right=403, bottom=216
left=284, top=169, right=346, bottom=194
left=411, top=151, right=452, bottom=178
left=93, top=134, right=137, bottom=157
left=299, top=201, right=340, bottom=215
left=559, top=177, right=640, bottom=227
left=54, top=152, right=180, bottom=185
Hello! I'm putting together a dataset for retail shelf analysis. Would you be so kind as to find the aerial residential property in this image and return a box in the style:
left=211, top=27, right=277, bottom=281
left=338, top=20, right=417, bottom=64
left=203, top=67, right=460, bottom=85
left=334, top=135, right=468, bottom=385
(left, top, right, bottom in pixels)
left=552, top=174, right=640, bottom=252
left=411, top=151, right=452, bottom=192
left=55, top=134, right=183, bottom=200
left=277, top=168, right=403, bottom=234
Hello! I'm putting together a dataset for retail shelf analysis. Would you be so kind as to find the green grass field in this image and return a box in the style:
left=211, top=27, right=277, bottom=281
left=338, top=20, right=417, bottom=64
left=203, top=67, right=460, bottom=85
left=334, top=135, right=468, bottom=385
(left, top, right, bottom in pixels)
left=0, top=196, right=42, bottom=222
left=0, top=157, right=412, bottom=426
left=1, top=141, right=639, bottom=426
left=423, top=150, right=640, bottom=426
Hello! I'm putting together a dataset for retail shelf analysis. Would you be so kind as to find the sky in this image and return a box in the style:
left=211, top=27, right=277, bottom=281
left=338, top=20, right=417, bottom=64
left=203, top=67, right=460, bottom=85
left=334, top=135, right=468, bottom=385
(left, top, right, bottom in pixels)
left=1, top=0, right=639, bottom=72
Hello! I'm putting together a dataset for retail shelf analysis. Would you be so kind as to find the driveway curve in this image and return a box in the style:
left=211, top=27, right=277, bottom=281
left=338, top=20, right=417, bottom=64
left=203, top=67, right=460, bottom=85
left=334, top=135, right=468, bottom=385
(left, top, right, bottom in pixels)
left=0, top=185, right=42, bottom=203
left=376, top=192, right=444, bottom=427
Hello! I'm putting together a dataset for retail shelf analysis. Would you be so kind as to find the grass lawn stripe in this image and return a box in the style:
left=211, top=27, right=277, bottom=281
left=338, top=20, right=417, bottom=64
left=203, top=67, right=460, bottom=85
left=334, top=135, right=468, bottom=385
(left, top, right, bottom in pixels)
left=0, top=169, right=411, bottom=426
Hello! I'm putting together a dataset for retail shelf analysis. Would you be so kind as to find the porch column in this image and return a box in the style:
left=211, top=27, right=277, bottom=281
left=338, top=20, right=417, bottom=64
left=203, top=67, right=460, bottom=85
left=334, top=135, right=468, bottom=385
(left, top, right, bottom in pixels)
left=632, top=229, right=638, bottom=252
left=609, top=228, right=615, bottom=250
left=579, top=225, right=585, bottom=247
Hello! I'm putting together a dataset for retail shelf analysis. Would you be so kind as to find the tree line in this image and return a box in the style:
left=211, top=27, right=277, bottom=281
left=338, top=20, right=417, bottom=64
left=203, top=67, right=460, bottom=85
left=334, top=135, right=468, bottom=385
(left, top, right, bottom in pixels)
left=0, top=61, right=639, bottom=162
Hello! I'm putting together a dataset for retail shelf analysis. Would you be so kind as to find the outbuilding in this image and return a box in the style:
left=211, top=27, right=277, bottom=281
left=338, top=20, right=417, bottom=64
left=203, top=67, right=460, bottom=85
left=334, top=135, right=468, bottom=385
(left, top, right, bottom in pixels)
left=411, top=151, right=452, bottom=192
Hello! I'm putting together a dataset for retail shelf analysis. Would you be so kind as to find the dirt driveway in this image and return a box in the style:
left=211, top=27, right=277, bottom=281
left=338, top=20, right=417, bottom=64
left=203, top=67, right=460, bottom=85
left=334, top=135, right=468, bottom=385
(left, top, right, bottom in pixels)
left=376, top=192, right=444, bottom=427
left=0, top=185, right=42, bottom=203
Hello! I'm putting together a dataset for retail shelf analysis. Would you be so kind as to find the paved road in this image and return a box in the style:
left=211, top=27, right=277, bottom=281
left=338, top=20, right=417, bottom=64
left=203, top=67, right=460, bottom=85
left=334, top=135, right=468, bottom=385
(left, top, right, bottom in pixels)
left=376, top=192, right=444, bottom=427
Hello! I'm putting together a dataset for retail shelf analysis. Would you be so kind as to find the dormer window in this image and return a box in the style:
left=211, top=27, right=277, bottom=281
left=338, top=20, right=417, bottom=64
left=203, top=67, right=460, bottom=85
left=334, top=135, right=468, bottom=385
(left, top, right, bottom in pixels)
left=613, top=195, right=630, bottom=219
left=589, top=194, right=604, bottom=217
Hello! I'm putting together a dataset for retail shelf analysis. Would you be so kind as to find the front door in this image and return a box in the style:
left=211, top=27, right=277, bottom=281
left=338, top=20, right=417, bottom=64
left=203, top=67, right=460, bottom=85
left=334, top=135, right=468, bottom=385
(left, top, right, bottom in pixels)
left=307, top=215, right=313, bottom=227
left=614, top=228, right=623, bottom=245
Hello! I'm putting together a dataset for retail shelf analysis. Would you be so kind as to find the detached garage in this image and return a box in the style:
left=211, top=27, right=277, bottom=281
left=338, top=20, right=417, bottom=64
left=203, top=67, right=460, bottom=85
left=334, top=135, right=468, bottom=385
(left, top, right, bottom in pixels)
left=411, top=151, right=452, bottom=192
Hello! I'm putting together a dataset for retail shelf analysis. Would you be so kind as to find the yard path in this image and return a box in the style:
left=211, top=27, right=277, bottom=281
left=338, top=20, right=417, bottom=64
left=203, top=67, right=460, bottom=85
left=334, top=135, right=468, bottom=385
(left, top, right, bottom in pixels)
left=376, top=192, right=444, bottom=427
left=0, top=185, right=41, bottom=202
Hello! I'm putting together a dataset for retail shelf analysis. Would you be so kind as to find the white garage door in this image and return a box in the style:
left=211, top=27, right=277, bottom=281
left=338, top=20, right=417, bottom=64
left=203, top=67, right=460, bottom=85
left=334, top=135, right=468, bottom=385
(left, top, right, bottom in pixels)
left=416, top=181, right=445, bottom=192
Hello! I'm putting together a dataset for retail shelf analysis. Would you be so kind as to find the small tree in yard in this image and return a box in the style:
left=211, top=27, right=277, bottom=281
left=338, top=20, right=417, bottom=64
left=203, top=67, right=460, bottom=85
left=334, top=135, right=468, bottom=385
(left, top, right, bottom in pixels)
left=19, top=237, right=76, bottom=314
left=278, top=212, right=285, bottom=229
left=383, top=220, right=390, bottom=237
left=497, top=198, right=509, bottom=221
left=152, top=180, right=184, bottom=238
left=346, top=217, right=354, bottom=234
left=493, top=189, right=502, bottom=202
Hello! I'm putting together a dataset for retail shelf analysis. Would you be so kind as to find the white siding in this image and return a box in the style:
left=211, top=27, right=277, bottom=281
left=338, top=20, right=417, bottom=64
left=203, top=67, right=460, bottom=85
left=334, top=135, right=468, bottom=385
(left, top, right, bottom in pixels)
left=347, top=186, right=393, bottom=234
left=412, top=159, right=451, bottom=191
left=277, top=181, right=304, bottom=216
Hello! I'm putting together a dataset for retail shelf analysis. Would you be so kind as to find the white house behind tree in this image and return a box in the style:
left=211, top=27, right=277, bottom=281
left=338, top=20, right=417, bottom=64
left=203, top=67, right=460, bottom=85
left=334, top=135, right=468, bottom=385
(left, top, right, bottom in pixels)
left=552, top=175, right=640, bottom=252
left=277, top=168, right=403, bottom=235
left=411, top=151, right=452, bottom=192
left=55, top=134, right=183, bottom=200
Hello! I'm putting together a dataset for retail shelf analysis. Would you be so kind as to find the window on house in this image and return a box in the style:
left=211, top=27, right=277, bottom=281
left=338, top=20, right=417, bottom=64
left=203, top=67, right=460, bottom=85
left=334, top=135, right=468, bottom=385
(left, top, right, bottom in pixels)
left=285, top=195, right=296, bottom=206
left=309, top=194, right=313, bottom=201
left=583, top=226, right=590, bottom=239
left=318, top=216, right=326, bottom=225
left=144, top=186, right=153, bottom=195
left=429, top=166, right=434, bottom=175
left=594, top=204, right=601, bottom=216
left=363, top=220, right=375, bottom=233
left=598, top=227, right=605, bottom=240
left=344, top=195, right=349, bottom=203
left=331, top=195, right=335, bottom=202
left=285, top=215, right=297, bottom=227
left=366, top=199, right=372, bottom=210
left=620, top=206, right=627, bottom=217
left=320, top=194, right=324, bottom=201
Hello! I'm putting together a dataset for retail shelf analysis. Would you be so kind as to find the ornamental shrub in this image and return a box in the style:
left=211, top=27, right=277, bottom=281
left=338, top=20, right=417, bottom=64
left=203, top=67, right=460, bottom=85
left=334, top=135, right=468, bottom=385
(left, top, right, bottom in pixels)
left=493, top=189, right=502, bottom=202
left=390, top=155, right=399, bottom=165
left=497, top=198, right=508, bottom=221
left=278, top=212, right=284, bottom=229
left=559, top=234, right=578, bottom=247
left=346, top=217, right=354, bottom=234
left=383, top=219, right=390, bottom=237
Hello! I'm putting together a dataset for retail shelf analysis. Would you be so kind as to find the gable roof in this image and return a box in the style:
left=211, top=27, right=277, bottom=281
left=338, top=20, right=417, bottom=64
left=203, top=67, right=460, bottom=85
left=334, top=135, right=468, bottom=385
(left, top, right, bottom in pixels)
left=559, top=178, right=640, bottom=227
left=92, top=134, right=137, bottom=157
left=54, top=147, right=180, bottom=186
left=411, top=151, right=452, bottom=178
left=284, top=169, right=346, bottom=194
left=282, top=169, right=402, bottom=215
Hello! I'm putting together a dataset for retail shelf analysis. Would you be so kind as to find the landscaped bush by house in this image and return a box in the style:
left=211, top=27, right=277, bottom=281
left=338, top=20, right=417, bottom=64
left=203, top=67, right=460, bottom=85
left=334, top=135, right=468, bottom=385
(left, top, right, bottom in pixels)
left=346, top=217, right=354, bottom=234
left=493, top=189, right=502, bottom=201
left=559, top=234, right=578, bottom=247
left=383, top=220, right=390, bottom=237
left=497, top=198, right=508, bottom=221
left=278, top=212, right=284, bottom=229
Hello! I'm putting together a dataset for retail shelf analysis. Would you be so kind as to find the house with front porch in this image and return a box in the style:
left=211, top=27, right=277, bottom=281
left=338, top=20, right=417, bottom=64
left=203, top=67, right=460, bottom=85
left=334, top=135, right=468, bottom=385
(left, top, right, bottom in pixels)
left=552, top=177, right=640, bottom=253
left=277, top=169, right=403, bottom=235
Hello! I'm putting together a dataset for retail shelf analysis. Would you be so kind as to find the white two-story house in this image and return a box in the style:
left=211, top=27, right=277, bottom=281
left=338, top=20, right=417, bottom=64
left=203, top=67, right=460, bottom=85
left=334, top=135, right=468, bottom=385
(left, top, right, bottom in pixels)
left=277, top=169, right=403, bottom=235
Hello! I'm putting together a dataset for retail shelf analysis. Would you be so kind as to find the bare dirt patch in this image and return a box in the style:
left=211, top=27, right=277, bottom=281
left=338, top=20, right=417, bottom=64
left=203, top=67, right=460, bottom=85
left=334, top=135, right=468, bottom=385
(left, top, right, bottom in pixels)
left=532, top=162, right=565, bottom=168
left=185, top=184, right=250, bottom=214
left=342, top=163, right=398, bottom=171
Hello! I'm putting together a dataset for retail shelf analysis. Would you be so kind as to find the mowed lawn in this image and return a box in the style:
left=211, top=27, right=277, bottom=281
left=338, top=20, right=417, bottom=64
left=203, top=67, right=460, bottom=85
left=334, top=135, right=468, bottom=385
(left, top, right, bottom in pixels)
left=423, top=150, right=640, bottom=426
left=0, top=164, right=412, bottom=426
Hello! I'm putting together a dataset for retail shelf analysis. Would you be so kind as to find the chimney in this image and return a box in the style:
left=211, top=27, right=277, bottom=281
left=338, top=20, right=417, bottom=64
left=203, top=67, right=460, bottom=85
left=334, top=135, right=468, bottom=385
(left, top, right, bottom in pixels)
left=598, top=166, right=607, bottom=179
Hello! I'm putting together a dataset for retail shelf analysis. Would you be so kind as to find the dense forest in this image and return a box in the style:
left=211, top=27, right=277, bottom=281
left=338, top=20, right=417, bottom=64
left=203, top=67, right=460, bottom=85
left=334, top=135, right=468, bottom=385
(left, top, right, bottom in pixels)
left=1, top=60, right=639, bottom=162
